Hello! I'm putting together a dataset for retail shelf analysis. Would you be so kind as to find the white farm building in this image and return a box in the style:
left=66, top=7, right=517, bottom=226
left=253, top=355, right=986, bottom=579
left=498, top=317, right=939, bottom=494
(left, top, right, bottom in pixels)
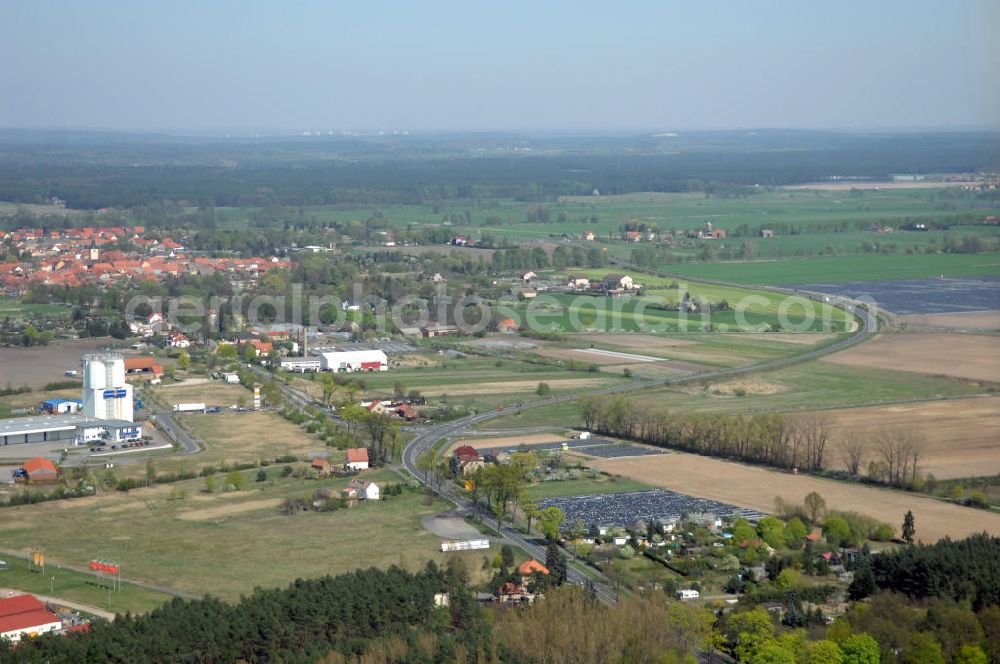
left=318, top=350, right=388, bottom=372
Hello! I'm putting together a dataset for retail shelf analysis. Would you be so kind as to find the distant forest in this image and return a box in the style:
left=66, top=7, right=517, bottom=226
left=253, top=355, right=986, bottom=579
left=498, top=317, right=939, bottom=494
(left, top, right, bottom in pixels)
left=1, top=129, right=998, bottom=209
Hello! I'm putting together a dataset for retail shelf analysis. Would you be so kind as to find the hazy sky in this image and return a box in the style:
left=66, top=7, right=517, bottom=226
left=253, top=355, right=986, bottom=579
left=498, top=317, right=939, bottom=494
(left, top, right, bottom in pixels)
left=1, top=0, right=997, bottom=133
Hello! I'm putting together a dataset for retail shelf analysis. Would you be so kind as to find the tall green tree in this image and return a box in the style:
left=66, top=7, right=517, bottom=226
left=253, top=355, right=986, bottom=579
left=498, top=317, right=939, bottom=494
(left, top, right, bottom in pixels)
left=902, top=510, right=915, bottom=544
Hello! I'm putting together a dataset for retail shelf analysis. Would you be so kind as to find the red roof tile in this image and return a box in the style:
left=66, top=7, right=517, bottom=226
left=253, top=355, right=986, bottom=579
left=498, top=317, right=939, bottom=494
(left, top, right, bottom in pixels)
left=346, top=448, right=369, bottom=464
left=22, top=458, right=57, bottom=475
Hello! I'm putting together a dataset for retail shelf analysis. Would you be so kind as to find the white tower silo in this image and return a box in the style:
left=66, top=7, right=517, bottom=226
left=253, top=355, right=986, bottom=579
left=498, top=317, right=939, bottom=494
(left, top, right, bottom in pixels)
left=81, top=352, right=134, bottom=422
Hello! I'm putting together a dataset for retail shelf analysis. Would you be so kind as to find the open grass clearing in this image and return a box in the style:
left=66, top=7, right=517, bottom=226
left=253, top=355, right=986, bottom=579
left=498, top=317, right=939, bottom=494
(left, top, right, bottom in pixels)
left=0, top=469, right=487, bottom=600
left=810, top=396, right=1000, bottom=479
left=822, top=332, right=1000, bottom=383
left=153, top=380, right=251, bottom=408
left=0, top=555, right=172, bottom=615
left=591, top=452, right=1000, bottom=542
left=123, top=410, right=333, bottom=479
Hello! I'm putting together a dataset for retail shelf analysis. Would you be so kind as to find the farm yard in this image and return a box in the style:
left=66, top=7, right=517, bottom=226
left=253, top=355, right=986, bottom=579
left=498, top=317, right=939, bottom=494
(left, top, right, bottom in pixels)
left=811, top=396, right=1000, bottom=479
left=820, top=332, right=1000, bottom=383
left=538, top=488, right=761, bottom=529
left=590, top=452, right=1000, bottom=542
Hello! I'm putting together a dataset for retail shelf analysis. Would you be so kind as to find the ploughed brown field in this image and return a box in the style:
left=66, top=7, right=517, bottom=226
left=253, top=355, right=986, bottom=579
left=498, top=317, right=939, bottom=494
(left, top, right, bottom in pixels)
left=450, top=433, right=569, bottom=451
left=0, top=338, right=136, bottom=388
left=898, top=310, right=1000, bottom=331
left=590, top=453, right=1000, bottom=542
left=821, top=332, right=1000, bottom=383
left=811, top=396, right=1000, bottom=479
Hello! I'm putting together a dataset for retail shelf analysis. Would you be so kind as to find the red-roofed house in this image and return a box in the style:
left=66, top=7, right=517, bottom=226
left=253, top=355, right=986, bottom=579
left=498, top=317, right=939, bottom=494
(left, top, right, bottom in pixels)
left=452, top=445, right=480, bottom=463
left=396, top=403, right=417, bottom=421
left=0, top=594, right=62, bottom=643
left=346, top=447, right=369, bottom=470
left=495, top=582, right=532, bottom=604
left=311, top=458, right=332, bottom=476
left=22, top=457, right=58, bottom=482
left=123, top=357, right=164, bottom=380
left=517, top=559, right=549, bottom=585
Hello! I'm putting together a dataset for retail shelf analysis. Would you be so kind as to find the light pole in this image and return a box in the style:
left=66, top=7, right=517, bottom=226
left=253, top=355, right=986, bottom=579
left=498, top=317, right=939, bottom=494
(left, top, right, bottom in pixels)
left=49, top=576, right=54, bottom=594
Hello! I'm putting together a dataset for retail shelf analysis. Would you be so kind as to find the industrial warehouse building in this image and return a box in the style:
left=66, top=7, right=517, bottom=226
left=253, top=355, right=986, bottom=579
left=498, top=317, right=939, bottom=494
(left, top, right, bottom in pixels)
left=0, top=352, right=142, bottom=447
left=0, top=414, right=142, bottom=447
left=0, top=595, right=62, bottom=643
left=317, top=349, right=388, bottom=372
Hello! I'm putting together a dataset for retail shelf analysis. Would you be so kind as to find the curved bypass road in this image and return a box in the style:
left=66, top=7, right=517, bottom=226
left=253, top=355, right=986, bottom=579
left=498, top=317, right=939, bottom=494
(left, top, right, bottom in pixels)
left=401, top=293, right=878, bottom=609
left=255, top=280, right=877, bottom=611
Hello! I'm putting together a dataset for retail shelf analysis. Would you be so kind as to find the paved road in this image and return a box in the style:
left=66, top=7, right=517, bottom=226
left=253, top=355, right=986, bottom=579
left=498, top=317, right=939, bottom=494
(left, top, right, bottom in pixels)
left=249, top=276, right=874, bottom=663
left=399, top=292, right=877, bottom=604
left=256, top=276, right=878, bottom=614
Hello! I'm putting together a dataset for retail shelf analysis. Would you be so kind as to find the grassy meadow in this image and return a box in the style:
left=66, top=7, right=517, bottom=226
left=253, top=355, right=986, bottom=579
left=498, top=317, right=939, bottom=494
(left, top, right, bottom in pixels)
left=660, top=252, right=1000, bottom=285
left=0, top=468, right=481, bottom=601
left=0, top=555, right=173, bottom=615
left=487, top=358, right=993, bottom=430
left=212, top=188, right=999, bottom=259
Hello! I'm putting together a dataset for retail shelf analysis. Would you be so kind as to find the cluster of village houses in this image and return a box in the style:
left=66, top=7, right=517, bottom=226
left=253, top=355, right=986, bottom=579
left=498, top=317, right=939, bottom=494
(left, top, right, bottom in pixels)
left=308, top=447, right=385, bottom=504
left=0, top=226, right=287, bottom=296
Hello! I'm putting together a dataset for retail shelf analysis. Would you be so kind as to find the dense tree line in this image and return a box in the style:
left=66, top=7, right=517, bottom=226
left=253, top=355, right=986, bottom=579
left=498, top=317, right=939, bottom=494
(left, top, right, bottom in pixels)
left=851, top=533, right=1000, bottom=610
left=580, top=396, right=833, bottom=471
left=0, top=564, right=463, bottom=663
left=2, top=130, right=997, bottom=209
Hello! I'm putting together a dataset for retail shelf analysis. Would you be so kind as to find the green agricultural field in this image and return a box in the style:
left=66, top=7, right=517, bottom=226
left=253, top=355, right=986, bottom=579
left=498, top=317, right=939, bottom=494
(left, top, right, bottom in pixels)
left=566, top=268, right=851, bottom=320
left=516, top=293, right=848, bottom=335
left=212, top=188, right=996, bottom=250
left=487, top=358, right=992, bottom=429
left=0, top=469, right=475, bottom=601
left=632, top=360, right=991, bottom=415
left=660, top=252, right=1000, bottom=285
left=550, top=331, right=851, bottom=369
left=0, top=554, right=172, bottom=615
left=344, top=354, right=630, bottom=412
left=0, top=296, right=72, bottom=318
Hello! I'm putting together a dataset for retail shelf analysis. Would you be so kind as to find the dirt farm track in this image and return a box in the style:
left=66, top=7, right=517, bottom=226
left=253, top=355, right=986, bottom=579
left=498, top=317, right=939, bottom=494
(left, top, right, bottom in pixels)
left=591, top=453, right=1000, bottom=543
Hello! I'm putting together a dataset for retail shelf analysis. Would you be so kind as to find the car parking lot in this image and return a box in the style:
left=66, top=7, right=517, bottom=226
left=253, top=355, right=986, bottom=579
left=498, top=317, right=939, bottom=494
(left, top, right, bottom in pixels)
left=478, top=438, right=664, bottom=459
left=87, top=438, right=154, bottom=454
left=576, top=444, right=665, bottom=459
left=538, top=488, right=762, bottom=528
